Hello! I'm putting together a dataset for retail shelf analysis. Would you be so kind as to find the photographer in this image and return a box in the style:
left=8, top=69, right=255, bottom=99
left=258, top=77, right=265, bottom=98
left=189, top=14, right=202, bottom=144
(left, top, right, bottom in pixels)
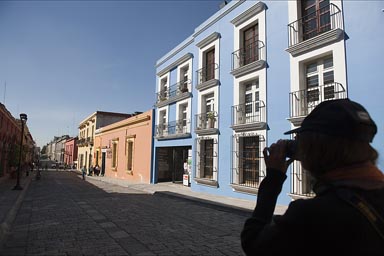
left=241, top=99, right=384, bottom=255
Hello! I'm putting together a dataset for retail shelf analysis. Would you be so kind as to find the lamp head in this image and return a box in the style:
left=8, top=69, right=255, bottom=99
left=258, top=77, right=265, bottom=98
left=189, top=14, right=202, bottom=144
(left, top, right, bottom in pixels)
left=20, top=113, right=27, bottom=121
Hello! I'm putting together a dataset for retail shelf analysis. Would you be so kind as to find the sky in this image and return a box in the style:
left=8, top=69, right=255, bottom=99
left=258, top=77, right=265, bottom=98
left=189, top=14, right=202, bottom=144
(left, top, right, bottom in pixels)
left=0, top=0, right=383, bottom=163
left=0, top=0, right=223, bottom=148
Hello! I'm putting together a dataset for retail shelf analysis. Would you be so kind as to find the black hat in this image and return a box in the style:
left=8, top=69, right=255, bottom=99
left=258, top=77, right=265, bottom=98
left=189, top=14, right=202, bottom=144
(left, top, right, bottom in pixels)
left=284, top=99, right=377, bottom=142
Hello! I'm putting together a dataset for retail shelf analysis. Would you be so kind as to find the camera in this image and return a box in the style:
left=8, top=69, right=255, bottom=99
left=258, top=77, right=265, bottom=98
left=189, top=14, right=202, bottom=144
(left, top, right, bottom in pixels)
left=286, top=140, right=298, bottom=159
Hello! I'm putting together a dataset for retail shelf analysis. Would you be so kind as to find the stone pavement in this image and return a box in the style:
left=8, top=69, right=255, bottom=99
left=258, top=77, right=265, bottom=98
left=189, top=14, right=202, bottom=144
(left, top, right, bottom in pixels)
left=0, top=169, right=288, bottom=255
left=81, top=171, right=288, bottom=215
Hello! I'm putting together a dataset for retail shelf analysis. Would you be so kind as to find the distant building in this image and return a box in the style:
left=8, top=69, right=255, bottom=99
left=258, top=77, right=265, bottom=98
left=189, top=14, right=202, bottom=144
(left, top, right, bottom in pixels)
left=0, top=103, right=35, bottom=177
left=0, top=103, right=20, bottom=176
left=64, top=137, right=78, bottom=168
left=77, top=111, right=133, bottom=170
left=94, top=110, right=154, bottom=183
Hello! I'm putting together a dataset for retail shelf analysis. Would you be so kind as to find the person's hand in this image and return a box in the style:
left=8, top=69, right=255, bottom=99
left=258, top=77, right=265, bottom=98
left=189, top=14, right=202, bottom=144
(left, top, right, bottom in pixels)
left=263, top=139, right=294, bottom=174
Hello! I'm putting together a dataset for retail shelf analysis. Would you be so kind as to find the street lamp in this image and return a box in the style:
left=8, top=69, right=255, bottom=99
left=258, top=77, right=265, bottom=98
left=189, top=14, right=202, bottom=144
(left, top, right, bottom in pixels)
left=13, top=113, right=27, bottom=190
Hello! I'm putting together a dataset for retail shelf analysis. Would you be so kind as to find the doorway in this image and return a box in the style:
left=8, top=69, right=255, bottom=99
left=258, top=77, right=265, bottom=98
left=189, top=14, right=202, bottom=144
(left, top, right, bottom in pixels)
left=156, top=146, right=190, bottom=183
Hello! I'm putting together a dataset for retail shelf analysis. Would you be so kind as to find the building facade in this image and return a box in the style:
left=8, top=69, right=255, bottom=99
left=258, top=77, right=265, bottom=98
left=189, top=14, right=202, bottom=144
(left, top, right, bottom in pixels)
left=153, top=0, right=277, bottom=201
left=286, top=0, right=348, bottom=199
left=94, top=110, right=154, bottom=183
left=64, top=137, right=78, bottom=168
left=0, top=103, right=35, bottom=177
left=77, top=111, right=132, bottom=172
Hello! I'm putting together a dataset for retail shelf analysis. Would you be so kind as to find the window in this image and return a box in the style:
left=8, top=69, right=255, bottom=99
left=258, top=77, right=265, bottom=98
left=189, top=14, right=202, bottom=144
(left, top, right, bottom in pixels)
left=158, top=110, right=167, bottom=136
left=180, top=66, right=189, bottom=92
left=126, top=140, right=133, bottom=171
left=178, top=104, right=188, bottom=133
left=243, top=24, right=259, bottom=65
left=112, top=140, right=118, bottom=168
left=302, top=0, right=331, bottom=40
left=305, top=56, right=334, bottom=103
left=243, top=79, right=260, bottom=123
left=160, top=78, right=168, bottom=100
left=239, top=136, right=260, bottom=187
left=204, top=48, right=215, bottom=82
left=200, top=139, right=214, bottom=179
left=205, top=94, right=215, bottom=128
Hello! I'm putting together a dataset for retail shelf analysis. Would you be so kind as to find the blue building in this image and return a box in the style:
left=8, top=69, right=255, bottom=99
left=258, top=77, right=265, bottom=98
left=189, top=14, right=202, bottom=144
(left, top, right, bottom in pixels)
left=152, top=0, right=284, bottom=203
left=152, top=0, right=383, bottom=205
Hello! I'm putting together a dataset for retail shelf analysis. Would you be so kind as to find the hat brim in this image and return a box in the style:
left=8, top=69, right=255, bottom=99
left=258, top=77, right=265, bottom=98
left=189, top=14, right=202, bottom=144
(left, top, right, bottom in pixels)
left=284, top=127, right=303, bottom=135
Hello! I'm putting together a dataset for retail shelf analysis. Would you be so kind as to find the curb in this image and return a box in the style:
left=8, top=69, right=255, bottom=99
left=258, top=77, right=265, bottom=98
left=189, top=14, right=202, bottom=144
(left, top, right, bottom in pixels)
left=0, top=175, right=33, bottom=249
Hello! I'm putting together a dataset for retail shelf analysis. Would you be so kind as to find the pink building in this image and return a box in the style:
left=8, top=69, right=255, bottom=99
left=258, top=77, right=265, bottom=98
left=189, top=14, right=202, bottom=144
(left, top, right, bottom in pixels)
left=64, top=137, right=78, bottom=168
left=94, top=110, right=153, bottom=184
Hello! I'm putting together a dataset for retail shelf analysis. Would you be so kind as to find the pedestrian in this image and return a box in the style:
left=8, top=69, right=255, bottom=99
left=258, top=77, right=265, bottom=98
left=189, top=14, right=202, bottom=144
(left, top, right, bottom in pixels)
left=94, top=164, right=100, bottom=176
left=81, top=166, right=86, bottom=180
left=88, top=165, right=93, bottom=176
left=241, top=99, right=384, bottom=255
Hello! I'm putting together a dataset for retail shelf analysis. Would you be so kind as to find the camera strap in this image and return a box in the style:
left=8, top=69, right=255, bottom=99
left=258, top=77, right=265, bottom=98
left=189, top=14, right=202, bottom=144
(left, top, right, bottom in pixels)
left=336, top=188, right=384, bottom=241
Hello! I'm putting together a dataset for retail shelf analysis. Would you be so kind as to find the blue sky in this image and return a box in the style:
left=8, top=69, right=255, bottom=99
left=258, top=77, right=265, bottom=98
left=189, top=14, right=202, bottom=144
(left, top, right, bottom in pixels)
left=0, top=0, right=223, bottom=147
left=0, top=0, right=383, bottom=170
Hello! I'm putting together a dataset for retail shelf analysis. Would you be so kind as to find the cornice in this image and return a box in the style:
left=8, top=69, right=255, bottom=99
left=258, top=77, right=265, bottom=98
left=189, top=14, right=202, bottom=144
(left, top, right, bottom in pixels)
left=196, top=32, right=221, bottom=49
left=157, top=53, right=193, bottom=77
left=231, top=2, right=267, bottom=27
left=193, top=0, right=246, bottom=38
left=101, top=115, right=151, bottom=134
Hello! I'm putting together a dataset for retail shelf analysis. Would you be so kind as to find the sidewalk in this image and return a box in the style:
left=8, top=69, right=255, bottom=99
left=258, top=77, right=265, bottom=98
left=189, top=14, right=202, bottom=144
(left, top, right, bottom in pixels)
left=0, top=172, right=33, bottom=247
left=76, top=170, right=288, bottom=215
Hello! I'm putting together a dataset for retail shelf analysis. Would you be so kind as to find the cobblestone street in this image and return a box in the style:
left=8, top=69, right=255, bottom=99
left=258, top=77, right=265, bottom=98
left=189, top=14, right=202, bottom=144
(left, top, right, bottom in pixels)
left=0, top=171, right=249, bottom=255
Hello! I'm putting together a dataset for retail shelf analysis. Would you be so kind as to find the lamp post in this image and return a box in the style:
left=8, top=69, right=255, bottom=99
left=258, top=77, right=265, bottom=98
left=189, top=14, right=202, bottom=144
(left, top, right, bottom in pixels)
left=13, top=113, right=27, bottom=190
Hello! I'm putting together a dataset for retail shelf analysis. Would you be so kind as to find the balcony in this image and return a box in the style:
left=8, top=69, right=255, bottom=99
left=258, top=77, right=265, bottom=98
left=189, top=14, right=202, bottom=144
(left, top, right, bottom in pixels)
left=155, top=119, right=191, bottom=140
left=155, top=80, right=192, bottom=107
left=231, top=100, right=267, bottom=132
left=231, top=40, right=266, bottom=77
left=195, top=111, right=219, bottom=135
left=289, top=161, right=315, bottom=200
left=77, top=138, right=86, bottom=147
left=288, top=82, right=346, bottom=126
left=287, top=3, right=344, bottom=56
left=86, top=137, right=93, bottom=146
left=196, top=63, right=219, bottom=90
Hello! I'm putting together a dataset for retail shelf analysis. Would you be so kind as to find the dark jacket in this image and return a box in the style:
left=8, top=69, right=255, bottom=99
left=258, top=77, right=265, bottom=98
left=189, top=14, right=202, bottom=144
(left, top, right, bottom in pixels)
left=241, top=169, right=384, bottom=256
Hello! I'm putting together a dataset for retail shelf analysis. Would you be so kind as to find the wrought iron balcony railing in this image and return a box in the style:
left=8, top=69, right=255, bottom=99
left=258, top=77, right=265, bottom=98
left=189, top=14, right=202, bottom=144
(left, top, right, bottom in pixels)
left=231, top=100, right=266, bottom=126
left=155, top=118, right=191, bottom=138
left=287, top=3, right=343, bottom=47
left=231, top=40, right=265, bottom=70
left=196, top=63, right=219, bottom=86
left=289, top=82, right=346, bottom=118
left=290, top=161, right=315, bottom=198
left=156, top=79, right=191, bottom=104
left=195, top=111, right=218, bottom=130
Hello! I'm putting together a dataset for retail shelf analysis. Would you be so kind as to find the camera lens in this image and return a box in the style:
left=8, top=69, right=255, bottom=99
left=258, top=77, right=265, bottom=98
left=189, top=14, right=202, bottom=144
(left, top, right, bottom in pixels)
left=286, top=140, right=297, bottom=159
